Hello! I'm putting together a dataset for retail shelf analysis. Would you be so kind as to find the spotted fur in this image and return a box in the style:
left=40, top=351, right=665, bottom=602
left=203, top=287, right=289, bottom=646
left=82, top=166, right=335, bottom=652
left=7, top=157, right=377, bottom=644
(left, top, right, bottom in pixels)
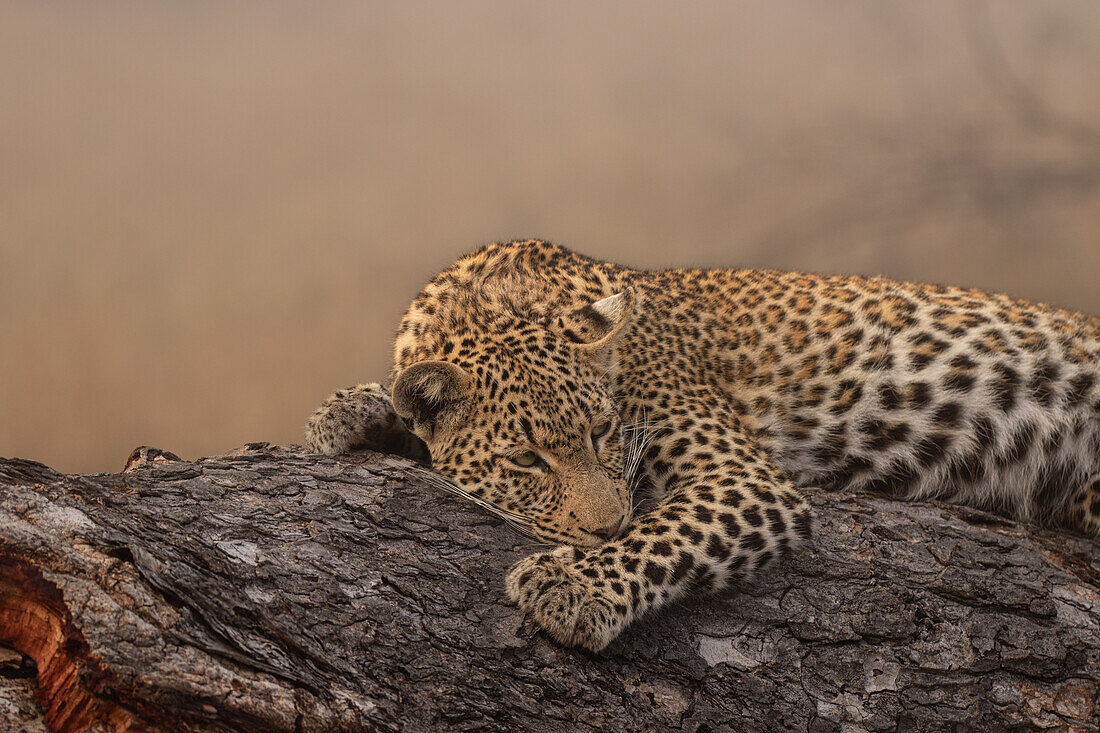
left=307, top=240, right=1100, bottom=651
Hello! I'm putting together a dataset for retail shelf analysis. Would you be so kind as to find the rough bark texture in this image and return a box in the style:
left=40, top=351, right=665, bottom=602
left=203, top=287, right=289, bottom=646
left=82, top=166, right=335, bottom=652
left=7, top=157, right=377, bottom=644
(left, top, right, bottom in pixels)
left=0, top=441, right=1097, bottom=732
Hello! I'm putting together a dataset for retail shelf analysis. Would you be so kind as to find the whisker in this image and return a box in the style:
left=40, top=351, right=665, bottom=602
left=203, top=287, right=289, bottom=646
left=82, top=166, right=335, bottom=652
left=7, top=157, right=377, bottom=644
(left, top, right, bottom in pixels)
left=618, top=404, right=672, bottom=511
left=408, top=467, right=535, bottom=524
left=408, top=467, right=563, bottom=545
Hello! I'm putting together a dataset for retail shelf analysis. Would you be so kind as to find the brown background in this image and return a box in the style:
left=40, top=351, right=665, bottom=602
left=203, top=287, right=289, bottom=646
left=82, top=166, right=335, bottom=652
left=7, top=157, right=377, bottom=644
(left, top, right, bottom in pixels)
left=2, top=1, right=1099, bottom=474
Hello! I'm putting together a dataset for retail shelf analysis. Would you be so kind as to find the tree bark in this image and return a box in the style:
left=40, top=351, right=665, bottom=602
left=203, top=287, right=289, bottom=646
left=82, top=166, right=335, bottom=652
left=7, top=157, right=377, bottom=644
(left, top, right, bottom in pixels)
left=0, top=439, right=1097, bottom=732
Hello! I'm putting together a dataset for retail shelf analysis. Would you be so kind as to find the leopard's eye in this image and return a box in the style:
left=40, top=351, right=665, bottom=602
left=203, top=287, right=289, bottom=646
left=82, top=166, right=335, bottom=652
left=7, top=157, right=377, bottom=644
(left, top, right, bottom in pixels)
left=591, top=420, right=612, bottom=439
left=511, top=451, right=541, bottom=468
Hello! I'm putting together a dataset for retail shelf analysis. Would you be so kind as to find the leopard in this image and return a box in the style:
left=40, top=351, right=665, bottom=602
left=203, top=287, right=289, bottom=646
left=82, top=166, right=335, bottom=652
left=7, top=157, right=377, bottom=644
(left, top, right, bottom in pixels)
left=305, top=239, right=1100, bottom=652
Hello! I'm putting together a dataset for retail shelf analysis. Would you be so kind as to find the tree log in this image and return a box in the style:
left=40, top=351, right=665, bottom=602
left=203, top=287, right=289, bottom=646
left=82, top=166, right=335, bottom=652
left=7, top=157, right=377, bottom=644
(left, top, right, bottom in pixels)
left=0, top=439, right=1098, bottom=732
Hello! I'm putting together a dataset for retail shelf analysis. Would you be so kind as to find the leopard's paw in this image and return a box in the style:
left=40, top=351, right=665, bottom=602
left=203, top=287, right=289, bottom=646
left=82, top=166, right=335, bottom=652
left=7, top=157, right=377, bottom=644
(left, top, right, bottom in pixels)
left=305, top=383, right=427, bottom=461
left=506, top=546, right=626, bottom=652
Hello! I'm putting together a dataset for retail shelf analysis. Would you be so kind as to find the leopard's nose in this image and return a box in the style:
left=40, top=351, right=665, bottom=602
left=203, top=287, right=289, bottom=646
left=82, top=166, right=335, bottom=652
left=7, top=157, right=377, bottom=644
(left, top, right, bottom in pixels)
left=588, top=516, right=624, bottom=540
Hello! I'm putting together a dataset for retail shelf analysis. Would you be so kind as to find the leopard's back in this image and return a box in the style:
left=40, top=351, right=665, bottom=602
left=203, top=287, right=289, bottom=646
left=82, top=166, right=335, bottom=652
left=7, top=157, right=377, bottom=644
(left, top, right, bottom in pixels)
left=611, top=265, right=1100, bottom=532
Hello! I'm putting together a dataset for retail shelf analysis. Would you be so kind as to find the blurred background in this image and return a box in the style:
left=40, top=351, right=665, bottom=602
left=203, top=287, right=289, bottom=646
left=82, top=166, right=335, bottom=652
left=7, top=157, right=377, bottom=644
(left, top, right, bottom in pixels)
left=2, top=1, right=1098, bottom=474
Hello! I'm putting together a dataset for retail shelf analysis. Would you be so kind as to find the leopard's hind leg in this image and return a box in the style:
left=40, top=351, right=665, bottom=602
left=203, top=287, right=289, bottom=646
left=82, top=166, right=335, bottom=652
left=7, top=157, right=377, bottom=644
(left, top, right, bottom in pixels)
left=1069, top=476, right=1100, bottom=538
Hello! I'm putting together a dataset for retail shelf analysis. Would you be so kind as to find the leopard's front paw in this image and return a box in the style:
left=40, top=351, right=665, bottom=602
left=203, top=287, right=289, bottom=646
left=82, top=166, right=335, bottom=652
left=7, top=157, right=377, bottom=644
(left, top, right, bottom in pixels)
left=506, top=547, right=627, bottom=652
left=305, top=383, right=427, bottom=461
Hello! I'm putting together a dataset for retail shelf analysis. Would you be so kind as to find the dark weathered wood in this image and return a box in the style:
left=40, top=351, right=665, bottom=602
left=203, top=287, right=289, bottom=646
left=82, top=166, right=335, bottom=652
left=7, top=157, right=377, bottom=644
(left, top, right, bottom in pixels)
left=0, top=440, right=1098, bottom=732
left=0, top=645, right=47, bottom=732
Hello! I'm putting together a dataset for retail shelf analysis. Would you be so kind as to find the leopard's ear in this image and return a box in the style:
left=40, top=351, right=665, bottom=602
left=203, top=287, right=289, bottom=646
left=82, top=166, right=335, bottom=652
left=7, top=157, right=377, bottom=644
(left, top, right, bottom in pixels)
left=554, top=288, right=638, bottom=369
left=391, top=360, right=472, bottom=440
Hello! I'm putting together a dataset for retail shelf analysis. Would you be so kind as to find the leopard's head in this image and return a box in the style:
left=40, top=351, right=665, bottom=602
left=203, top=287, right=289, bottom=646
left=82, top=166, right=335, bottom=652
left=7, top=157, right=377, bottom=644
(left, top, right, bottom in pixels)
left=392, top=289, right=638, bottom=547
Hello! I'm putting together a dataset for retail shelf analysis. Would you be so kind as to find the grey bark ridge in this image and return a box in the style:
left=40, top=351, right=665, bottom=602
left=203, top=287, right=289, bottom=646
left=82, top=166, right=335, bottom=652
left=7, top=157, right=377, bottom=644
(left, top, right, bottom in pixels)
left=0, top=441, right=1097, bottom=732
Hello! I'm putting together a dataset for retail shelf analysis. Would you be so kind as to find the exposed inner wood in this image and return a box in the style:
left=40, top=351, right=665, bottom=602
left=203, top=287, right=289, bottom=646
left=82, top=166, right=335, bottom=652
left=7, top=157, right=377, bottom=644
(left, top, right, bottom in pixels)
left=0, top=565, right=140, bottom=733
